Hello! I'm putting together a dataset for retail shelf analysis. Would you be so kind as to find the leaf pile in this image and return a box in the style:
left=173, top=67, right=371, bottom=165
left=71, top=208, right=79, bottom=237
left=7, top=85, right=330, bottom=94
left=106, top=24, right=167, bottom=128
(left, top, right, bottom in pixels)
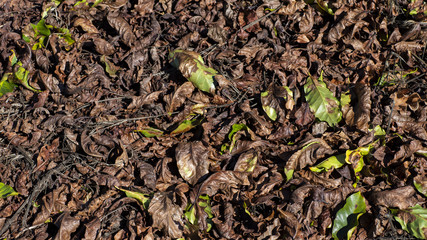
left=0, top=0, right=427, bottom=239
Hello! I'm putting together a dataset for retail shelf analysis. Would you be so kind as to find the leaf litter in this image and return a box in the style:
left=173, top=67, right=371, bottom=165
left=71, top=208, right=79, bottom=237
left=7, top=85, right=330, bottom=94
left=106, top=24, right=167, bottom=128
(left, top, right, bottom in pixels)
left=0, top=0, right=427, bottom=239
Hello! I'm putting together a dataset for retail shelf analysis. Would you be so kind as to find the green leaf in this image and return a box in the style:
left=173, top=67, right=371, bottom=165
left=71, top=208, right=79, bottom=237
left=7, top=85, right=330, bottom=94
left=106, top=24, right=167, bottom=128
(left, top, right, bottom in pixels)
left=304, top=71, right=342, bottom=126
left=184, top=203, right=197, bottom=225
left=0, top=182, right=19, bottom=198
left=169, top=49, right=216, bottom=93
left=56, top=27, right=75, bottom=45
left=284, top=168, right=294, bottom=182
left=310, top=153, right=346, bottom=173
left=0, top=73, right=17, bottom=97
left=261, top=91, right=277, bottom=121
left=34, top=19, right=52, bottom=37
left=134, top=127, right=164, bottom=138
left=392, top=204, right=427, bottom=239
left=171, top=117, right=202, bottom=135
left=373, top=125, right=386, bottom=137
left=198, top=195, right=213, bottom=232
left=317, top=0, right=334, bottom=15
left=340, top=90, right=351, bottom=108
left=115, top=187, right=150, bottom=209
left=332, top=192, right=366, bottom=240
left=13, top=66, right=41, bottom=92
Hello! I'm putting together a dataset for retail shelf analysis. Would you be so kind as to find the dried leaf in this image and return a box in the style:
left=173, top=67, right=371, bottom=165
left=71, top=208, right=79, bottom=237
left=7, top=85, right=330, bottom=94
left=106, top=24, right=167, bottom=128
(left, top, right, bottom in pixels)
left=148, top=192, right=184, bottom=238
left=285, top=138, right=334, bottom=181
left=167, top=81, right=195, bottom=113
left=107, top=12, right=136, bottom=47
left=175, top=141, right=209, bottom=185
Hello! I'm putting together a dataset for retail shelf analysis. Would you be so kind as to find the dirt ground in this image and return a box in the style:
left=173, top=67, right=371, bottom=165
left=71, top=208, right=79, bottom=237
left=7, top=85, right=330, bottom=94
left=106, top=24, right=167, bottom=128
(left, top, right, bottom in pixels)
left=0, top=0, right=427, bottom=239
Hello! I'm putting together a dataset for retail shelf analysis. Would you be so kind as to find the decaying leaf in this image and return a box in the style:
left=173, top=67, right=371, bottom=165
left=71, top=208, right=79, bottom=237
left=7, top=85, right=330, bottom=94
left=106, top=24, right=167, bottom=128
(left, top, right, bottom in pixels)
left=199, top=171, right=250, bottom=197
left=234, top=150, right=257, bottom=173
left=304, top=72, right=342, bottom=126
left=107, top=12, right=136, bottom=47
left=414, top=176, right=427, bottom=198
left=353, top=84, right=371, bottom=132
left=148, top=192, right=184, bottom=238
left=169, top=49, right=216, bottom=93
left=167, top=81, right=195, bottom=114
left=135, top=127, right=164, bottom=138
left=175, top=141, right=209, bottom=185
left=391, top=204, right=427, bottom=239
left=370, top=186, right=418, bottom=209
left=285, top=138, right=334, bottom=181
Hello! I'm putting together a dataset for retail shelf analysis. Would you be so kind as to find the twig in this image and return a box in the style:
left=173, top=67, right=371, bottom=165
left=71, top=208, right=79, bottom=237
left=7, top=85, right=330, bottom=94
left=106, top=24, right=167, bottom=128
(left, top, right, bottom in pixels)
left=241, top=4, right=283, bottom=32
left=88, top=112, right=179, bottom=136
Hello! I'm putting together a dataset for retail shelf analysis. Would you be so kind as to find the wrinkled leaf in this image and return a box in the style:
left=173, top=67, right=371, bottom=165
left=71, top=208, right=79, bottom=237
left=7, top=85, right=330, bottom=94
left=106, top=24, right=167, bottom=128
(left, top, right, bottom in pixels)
left=332, top=192, right=366, bottom=240
left=261, top=91, right=278, bottom=121
left=116, top=187, right=151, bottom=209
left=176, top=141, right=209, bottom=185
left=167, top=81, right=195, bottom=114
left=414, top=176, right=427, bottom=198
left=370, top=186, right=417, bottom=209
left=169, top=49, right=216, bottom=93
left=0, top=182, right=19, bottom=198
left=391, top=204, right=427, bottom=239
left=285, top=138, right=333, bottom=181
left=234, top=151, right=257, bottom=173
left=199, top=171, right=250, bottom=197
left=304, top=71, right=342, bottom=126
left=148, top=192, right=184, bottom=238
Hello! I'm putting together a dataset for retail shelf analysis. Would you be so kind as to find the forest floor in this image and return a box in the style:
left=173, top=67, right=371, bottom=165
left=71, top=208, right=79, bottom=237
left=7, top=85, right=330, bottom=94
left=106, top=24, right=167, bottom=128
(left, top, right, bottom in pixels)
left=0, top=0, right=427, bottom=239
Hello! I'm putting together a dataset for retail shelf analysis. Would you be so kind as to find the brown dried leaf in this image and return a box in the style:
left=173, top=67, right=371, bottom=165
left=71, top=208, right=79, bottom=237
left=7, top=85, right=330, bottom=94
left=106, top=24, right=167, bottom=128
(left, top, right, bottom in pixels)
left=199, top=171, right=250, bottom=197
left=148, top=192, right=184, bottom=238
left=276, top=0, right=306, bottom=16
left=166, top=82, right=194, bottom=114
left=175, top=141, right=209, bottom=185
left=83, top=217, right=100, bottom=240
left=353, top=83, right=371, bottom=132
left=74, top=18, right=99, bottom=34
left=93, top=38, right=115, bottom=56
left=135, top=0, right=154, bottom=17
left=107, top=13, right=136, bottom=47
left=127, top=91, right=162, bottom=109
left=295, top=102, right=315, bottom=126
left=285, top=138, right=334, bottom=173
left=54, top=212, right=80, bottom=240
left=370, top=186, right=418, bottom=209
